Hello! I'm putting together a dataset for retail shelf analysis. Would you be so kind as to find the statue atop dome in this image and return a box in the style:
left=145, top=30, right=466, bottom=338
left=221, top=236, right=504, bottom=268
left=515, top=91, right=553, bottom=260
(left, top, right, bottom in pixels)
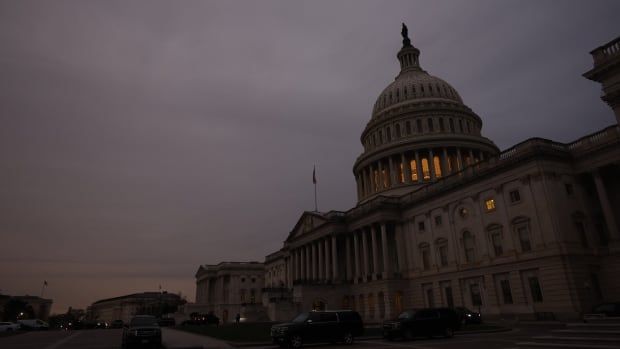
left=401, top=23, right=411, bottom=47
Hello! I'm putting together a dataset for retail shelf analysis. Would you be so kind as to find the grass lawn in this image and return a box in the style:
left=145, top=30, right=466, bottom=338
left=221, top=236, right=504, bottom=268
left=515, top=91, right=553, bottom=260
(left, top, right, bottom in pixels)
left=175, top=323, right=275, bottom=342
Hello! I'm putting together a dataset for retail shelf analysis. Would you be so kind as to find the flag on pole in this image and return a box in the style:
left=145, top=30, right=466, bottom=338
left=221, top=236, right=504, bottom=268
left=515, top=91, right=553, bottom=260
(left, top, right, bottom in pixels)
left=312, top=166, right=316, bottom=184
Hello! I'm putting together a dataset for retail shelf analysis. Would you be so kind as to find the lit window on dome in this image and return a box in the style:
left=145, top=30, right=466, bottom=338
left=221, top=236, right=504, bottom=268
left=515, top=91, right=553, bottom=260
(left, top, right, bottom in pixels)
left=421, top=158, right=430, bottom=180
left=399, top=163, right=404, bottom=183
left=433, top=156, right=442, bottom=178
left=410, top=160, right=418, bottom=181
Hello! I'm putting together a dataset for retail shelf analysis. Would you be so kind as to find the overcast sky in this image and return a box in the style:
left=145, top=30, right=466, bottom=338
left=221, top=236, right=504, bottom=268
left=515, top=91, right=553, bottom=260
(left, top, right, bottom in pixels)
left=1, top=0, right=618, bottom=314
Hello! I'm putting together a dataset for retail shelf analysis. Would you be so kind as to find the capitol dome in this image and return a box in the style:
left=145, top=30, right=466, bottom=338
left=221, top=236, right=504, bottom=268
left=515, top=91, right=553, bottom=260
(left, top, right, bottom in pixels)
left=352, top=25, right=499, bottom=203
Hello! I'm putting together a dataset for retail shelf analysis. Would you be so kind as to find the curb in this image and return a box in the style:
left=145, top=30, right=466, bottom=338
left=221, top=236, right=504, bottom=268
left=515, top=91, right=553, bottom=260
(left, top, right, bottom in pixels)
left=225, top=328, right=512, bottom=347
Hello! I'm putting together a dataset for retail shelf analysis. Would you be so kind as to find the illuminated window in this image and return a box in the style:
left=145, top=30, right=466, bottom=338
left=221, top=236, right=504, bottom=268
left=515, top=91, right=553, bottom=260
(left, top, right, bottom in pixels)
left=374, top=170, right=380, bottom=191
left=421, top=158, right=430, bottom=180
left=459, top=207, right=469, bottom=218
left=394, top=291, right=403, bottom=314
left=433, top=155, right=442, bottom=178
left=410, top=160, right=418, bottom=181
left=485, top=199, right=496, bottom=211
left=399, top=163, right=404, bottom=183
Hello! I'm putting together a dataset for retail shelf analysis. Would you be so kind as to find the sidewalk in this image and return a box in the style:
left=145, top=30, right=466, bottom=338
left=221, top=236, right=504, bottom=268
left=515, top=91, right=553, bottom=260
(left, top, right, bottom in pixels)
left=162, top=328, right=233, bottom=349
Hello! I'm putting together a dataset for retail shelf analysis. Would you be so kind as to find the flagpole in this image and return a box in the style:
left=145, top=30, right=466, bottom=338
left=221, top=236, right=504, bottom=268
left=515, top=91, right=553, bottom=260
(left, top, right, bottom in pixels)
left=313, top=165, right=318, bottom=212
left=41, top=281, right=47, bottom=298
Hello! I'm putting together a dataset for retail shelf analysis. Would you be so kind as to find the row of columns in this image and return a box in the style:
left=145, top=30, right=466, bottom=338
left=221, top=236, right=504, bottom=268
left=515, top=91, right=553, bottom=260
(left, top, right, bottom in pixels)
left=291, top=235, right=339, bottom=282
left=356, top=147, right=486, bottom=199
left=290, top=223, right=399, bottom=284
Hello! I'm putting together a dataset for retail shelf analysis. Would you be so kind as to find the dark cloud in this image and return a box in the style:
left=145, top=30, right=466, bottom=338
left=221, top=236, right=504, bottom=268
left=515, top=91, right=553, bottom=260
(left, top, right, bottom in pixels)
left=1, top=0, right=618, bottom=312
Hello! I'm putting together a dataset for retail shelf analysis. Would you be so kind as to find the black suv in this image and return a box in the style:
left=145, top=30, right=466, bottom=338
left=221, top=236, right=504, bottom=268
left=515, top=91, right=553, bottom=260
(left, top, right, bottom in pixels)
left=455, top=307, right=482, bottom=324
left=383, top=308, right=460, bottom=340
left=121, top=315, right=162, bottom=349
left=271, top=310, right=364, bottom=348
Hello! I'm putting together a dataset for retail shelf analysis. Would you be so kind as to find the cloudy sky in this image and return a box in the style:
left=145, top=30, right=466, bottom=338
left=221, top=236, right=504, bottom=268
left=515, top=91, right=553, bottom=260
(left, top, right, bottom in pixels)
left=1, top=0, right=618, bottom=313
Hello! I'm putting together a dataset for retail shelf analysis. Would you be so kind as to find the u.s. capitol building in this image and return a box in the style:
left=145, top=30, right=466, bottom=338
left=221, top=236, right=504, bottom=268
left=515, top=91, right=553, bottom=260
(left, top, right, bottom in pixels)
left=194, top=29, right=620, bottom=323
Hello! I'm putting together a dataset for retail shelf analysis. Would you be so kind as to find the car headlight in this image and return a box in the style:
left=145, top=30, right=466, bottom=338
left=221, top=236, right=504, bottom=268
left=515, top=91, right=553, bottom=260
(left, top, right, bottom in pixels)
left=466, top=314, right=472, bottom=317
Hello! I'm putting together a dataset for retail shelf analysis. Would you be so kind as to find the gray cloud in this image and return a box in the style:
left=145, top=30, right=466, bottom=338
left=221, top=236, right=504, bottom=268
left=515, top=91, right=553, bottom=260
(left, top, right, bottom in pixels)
left=1, top=0, right=618, bottom=313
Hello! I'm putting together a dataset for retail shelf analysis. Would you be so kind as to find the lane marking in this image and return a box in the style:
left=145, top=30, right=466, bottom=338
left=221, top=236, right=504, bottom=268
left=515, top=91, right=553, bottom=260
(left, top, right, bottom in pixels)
left=43, top=331, right=83, bottom=349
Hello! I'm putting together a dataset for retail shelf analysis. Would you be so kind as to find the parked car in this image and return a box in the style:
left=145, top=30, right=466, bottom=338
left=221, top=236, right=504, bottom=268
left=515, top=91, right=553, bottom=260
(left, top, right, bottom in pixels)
left=584, top=302, right=620, bottom=322
left=454, top=306, right=482, bottom=324
left=121, top=315, right=162, bottom=349
left=383, top=308, right=460, bottom=340
left=17, top=319, right=49, bottom=331
left=271, top=310, right=364, bottom=348
left=111, top=320, right=124, bottom=329
left=0, top=322, right=21, bottom=332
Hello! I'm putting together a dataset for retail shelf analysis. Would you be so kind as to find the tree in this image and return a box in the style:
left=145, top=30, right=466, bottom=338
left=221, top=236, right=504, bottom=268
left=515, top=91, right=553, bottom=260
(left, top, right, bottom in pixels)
left=3, top=299, right=35, bottom=321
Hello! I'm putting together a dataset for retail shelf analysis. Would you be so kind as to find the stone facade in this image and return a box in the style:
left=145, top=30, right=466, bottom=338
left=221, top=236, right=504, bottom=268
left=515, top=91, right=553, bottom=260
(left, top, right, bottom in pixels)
left=195, top=33, right=620, bottom=323
left=194, top=262, right=267, bottom=323
left=89, top=292, right=183, bottom=323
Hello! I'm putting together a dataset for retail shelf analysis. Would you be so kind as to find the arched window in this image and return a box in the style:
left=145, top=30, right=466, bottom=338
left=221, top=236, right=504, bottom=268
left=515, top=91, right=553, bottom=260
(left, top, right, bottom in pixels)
left=463, top=231, right=475, bottom=263
left=416, top=119, right=422, bottom=133
left=487, top=224, right=503, bottom=257
left=459, top=119, right=464, bottom=132
left=439, top=118, right=445, bottom=132
left=421, top=157, right=431, bottom=180
left=428, top=118, right=434, bottom=132
left=386, top=127, right=391, bottom=142
left=512, top=217, right=532, bottom=252
left=436, top=238, right=449, bottom=267
left=449, top=118, right=455, bottom=133
left=433, top=155, right=442, bottom=178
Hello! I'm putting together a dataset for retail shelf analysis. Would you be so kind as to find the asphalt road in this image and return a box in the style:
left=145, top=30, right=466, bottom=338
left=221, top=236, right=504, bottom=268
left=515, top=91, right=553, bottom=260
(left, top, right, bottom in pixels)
left=0, top=325, right=560, bottom=349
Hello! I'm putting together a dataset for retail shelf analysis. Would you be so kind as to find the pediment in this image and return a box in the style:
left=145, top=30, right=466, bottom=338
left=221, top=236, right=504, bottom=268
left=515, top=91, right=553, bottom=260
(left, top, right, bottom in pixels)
left=286, top=211, right=328, bottom=241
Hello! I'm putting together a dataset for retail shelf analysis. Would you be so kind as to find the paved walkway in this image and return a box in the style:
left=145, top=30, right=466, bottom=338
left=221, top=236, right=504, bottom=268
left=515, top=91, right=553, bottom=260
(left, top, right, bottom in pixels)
left=162, top=328, right=233, bottom=349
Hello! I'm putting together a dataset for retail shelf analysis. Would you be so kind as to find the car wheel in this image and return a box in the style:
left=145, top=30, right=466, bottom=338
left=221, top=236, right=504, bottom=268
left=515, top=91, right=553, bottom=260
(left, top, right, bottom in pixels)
left=444, top=327, right=454, bottom=338
left=289, top=335, right=303, bottom=349
left=343, top=332, right=354, bottom=345
left=403, top=328, right=414, bottom=340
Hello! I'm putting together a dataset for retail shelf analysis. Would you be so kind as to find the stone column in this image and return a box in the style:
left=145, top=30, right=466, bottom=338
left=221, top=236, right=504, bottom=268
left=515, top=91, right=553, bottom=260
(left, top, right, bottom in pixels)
left=479, top=150, right=485, bottom=161
left=429, top=148, right=436, bottom=179
left=369, top=164, right=375, bottom=193
left=593, top=170, right=620, bottom=242
left=388, top=156, right=396, bottom=186
left=353, top=231, right=361, bottom=280
left=414, top=151, right=421, bottom=182
left=362, top=228, right=370, bottom=278
left=442, top=148, right=449, bottom=175
left=456, top=148, right=463, bottom=171
left=305, top=245, right=310, bottom=280
left=402, top=153, right=412, bottom=184
left=381, top=223, right=390, bottom=278
left=371, top=225, right=380, bottom=278
left=318, top=240, right=324, bottom=281
left=324, top=238, right=331, bottom=280
left=311, top=242, right=317, bottom=281
left=469, top=149, right=475, bottom=164
left=346, top=235, right=353, bottom=281
left=332, top=235, right=339, bottom=281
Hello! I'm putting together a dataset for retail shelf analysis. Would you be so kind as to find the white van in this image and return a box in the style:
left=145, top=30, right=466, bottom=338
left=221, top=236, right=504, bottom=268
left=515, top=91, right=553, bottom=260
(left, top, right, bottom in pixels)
left=17, top=319, right=49, bottom=330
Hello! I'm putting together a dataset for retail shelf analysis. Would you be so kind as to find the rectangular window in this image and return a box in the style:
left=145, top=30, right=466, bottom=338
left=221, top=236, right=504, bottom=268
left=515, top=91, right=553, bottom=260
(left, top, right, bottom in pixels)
left=518, top=226, right=532, bottom=252
left=426, top=288, right=435, bottom=307
left=528, top=277, right=543, bottom=303
left=485, top=199, right=496, bottom=211
left=422, top=248, right=430, bottom=270
left=470, top=284, right=482, bottom=306
left=465, top=247, right=475, bottom=263
left=418, top=221, right=425, bottom=232
left=439, top=245, right=448, bottom=267
left=492, top=233, right=503, bottom=256
left=509, top=190, right=521, bottom=203
left=445, top=287, right=454, bottom=308
left=416, top=119, right=422, bottom=133
left=434, top=215, right=442, bottom=226
left=565, top=183, right=574, bottom=195
left=500, top=279, right=513, bottom=304
left=575, top=221, right=589, bottom=248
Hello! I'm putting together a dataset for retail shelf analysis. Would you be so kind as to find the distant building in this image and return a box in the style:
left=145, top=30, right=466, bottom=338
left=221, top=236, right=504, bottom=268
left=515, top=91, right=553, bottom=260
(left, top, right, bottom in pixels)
left=0, top=295, right=53, bottom=321
left=89, top=292, right=184, bottom=323
left=196, top=32, right=620, bottom=322
left=192, top=262, right=267, bottom=323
